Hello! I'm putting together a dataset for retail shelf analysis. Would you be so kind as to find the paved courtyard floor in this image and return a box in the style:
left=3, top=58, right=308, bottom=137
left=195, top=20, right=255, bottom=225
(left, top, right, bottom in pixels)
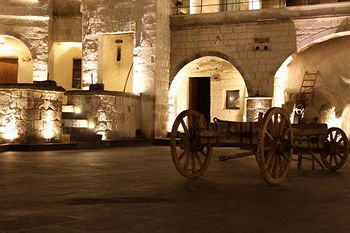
left=0, top=146, right=350, bottom=233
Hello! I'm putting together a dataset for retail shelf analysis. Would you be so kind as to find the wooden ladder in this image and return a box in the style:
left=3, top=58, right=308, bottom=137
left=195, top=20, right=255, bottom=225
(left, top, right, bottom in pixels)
left=295, top=71, right=319, bottom=109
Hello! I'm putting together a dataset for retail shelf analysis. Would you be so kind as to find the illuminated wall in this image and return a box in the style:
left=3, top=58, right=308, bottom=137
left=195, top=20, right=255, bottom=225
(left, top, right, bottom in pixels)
left=66, top=91, right=142, bottom=139
left=98, top=33, right=133, bottom=92
left=0, top=0, right=50, bottom=81
left=280, top=36, right=350, bottom=137
left=50, top=42, right=82, bottom=90
left=168, top=56, right=247, bottom=131
left=0, top=86, right=64, bottom=143
left=81, top=0, right=172, bottom=137
left=0, top=35, right=33, bottom=83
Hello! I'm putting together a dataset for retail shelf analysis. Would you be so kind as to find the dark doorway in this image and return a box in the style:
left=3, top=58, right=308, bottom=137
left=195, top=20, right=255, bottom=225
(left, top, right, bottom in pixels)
left=0, top=58, right=18, bottom=83
left=189, top=77, right=211, bottom=122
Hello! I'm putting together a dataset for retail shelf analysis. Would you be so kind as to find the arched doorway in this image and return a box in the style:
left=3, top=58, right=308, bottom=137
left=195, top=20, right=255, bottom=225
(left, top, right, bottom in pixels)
left=168, top=56, right=248, bottom=131
left=0, top=35, right=33, bottom=83
left=273, top=35, right=350, bottom=137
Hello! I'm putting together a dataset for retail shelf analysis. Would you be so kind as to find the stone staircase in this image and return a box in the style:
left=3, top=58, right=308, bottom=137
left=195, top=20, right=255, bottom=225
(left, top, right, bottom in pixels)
left=62, top=105, right=102, bottom=143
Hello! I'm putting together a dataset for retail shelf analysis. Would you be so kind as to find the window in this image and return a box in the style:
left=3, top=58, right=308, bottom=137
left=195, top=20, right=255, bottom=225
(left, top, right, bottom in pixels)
left=72, top=58, right=81, bottom=89
left=226, top=90, right=240, bottom=109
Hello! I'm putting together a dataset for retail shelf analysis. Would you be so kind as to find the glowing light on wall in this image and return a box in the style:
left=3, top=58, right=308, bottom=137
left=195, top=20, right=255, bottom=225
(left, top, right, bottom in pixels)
left=97, top=131, right=106, bottom=140
left=133, top=56, right=145, bottom=94
left=74, top=107, right=81, bottom=114
left=1, top=117, right=18, bottom=140
left=341, top=105, right=350, bottom=138
left=168, top=68, right=187, bottom=132
left=0, top=44, right=14, bottom=54
left=43, top=121, right=55, bottom=140
left=82, top=70, right=98, bottom=90
left=249, top=0, right=261, bottom=10
left=323, top=107, right=342, bottom=129
left=88, top=121, right=95, bottom=129
left=0, top=36, right=5, bottom=44
left=273, top=56, right=294, bottom=107
left=0, top=15, right=49, bottom=21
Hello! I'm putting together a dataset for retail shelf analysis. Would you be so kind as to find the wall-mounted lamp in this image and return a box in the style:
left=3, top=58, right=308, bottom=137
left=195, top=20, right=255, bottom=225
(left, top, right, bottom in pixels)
left=21, top=57, right=31, bottom=62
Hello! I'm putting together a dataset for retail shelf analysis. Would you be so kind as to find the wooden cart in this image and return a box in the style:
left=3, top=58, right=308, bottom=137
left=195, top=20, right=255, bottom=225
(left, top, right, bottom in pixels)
left=170, top=107, right=349, bottom=185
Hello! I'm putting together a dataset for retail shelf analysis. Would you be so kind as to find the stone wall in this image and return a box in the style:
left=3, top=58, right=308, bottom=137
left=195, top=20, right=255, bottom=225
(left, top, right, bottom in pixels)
left=80, top=0, right=157, bottom=91
left=52, top=17, right=82, bottom=42
left=0, top=85, right=64, bottom=143
left=81, top=0, right=174, bottom=137
left=171, top=20, right=296, bottom=97
left=170, top=3, right=350, bottom=97
left=155, top=0, right=172, bottom=137
left=0, top=0, right=51, bottom=81
left=66, top=91, right=143, bottom=139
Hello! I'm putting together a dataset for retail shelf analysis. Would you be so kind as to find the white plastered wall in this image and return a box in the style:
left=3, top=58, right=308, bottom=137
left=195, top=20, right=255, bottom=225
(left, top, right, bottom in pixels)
left=0, top=35, right=33, bottom=83
left=50, top=42, right=82, bottom=91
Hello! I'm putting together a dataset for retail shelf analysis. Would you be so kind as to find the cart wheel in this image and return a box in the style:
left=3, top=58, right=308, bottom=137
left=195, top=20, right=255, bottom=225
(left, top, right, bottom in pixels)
left=320, top=127, right=348, bottom=171
left=170, top=110, right=212, bottom=179
left=256, top=107, right=293, bottom=185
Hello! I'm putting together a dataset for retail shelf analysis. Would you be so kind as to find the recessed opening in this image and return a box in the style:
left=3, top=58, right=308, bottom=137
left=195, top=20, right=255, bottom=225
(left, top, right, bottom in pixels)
left=117, top=47, right=122, bottom=61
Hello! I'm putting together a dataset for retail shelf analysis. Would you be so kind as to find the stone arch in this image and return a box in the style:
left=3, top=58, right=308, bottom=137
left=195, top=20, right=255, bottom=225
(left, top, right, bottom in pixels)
left=0, top=34, right=33, bottom=83
left=275, top=35, right=350, bottom=136
left=171, top=51, right=253, bottom=95
left=297, top=21, right=350, bottom=53
left=0, top=29, right=49, bottom=81
left=168, top=55, right=248, bottom=131
left=0, top=31, right=35, bottom=58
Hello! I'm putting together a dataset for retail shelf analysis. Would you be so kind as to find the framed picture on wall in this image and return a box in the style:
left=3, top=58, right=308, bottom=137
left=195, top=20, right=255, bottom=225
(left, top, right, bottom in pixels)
left=226, top=90, right=240, bottom=109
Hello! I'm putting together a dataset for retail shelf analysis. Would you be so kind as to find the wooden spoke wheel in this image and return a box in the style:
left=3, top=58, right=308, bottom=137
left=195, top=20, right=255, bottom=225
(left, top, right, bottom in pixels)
left=320, top=127, right=348, bottom=171
left=170, top=110, right=212, bottom=179
left=256, top=107, right=293, bottom=185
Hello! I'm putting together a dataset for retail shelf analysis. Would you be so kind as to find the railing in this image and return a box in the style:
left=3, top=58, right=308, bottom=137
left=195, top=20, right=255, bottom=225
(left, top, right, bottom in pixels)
left=173, top=0, right=343, bottom=15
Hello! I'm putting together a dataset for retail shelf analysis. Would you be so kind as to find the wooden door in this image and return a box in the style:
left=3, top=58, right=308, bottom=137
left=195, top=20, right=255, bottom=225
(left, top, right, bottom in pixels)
left=189, top=77, right=211, bottom=122
left=0, top=58, right=18, bottom=83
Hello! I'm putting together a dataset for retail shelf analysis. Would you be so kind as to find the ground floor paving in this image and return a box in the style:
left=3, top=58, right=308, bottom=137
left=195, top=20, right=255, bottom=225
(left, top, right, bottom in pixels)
left=0, top=146, right=350, bottom=233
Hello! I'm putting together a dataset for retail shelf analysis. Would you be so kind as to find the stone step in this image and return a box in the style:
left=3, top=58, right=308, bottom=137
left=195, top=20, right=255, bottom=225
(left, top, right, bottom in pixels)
left=62, top=112, right=88, bottom=120
left=62, top=105, right=82, bottom=114
left=63, top=127, right=94, bottom=134
left=62, top=105, right=75, bottom=113
left=62, top=119, right=89, bottom=128
left=70, top=134, right=103, bottom=142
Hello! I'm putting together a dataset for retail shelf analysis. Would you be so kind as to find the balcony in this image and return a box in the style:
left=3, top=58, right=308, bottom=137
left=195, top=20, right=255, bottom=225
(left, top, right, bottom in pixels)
left=173, top=0, right=350, bottom=15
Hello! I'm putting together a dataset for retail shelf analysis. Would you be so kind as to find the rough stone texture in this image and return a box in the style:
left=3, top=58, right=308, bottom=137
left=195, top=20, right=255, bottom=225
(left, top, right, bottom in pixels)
left=51, top=16, right=82, bottom=42
left=66, top=92, right=143, bottom=139
left=155, top=0, right=172, bottom=137
left=0, top=88, right=63, bottom=143
left=81, top=0, right=173, bottom=137
left=0, top=0, right=51, bottom=80
left=283, top=36, right=350, bottom=137
left=81, top=0, right=155, bottom=90
left=170, top=4, right=350, bottom=97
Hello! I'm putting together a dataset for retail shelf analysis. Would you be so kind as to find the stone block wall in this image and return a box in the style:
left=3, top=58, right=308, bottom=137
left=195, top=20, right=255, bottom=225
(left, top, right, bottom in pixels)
left=0, top=0, right=51, bottom=81
left=155, top=0, right=172, bottom=137
left=170, top=4, right=350, bottom=98
left=66, top=91, right=143, bottom=139
left=171, top=20, right=296, bottom=97
left=0, top=85, right=64, bottom=143
left=81, top=0, right=174, bottom=137
left=81, top=0, right=157, bottom=91
left=52, top=17, right=82, bottom=42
